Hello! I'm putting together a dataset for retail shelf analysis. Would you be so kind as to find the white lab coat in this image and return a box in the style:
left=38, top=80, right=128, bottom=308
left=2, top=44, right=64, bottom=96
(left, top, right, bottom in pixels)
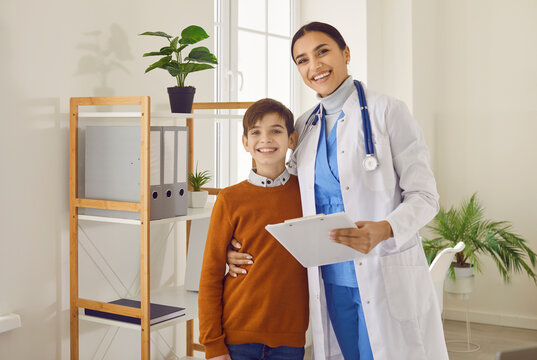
left=290, top=83, right=448, bottom=360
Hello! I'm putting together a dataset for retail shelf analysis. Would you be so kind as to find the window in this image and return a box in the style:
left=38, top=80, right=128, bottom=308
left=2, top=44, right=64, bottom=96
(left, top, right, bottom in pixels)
left=214, top=0, right=298, bottom=187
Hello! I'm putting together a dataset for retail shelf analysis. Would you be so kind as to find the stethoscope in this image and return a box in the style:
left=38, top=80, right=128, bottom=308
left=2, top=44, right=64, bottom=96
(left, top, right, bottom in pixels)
left=289, top=80, right=379, bottom=171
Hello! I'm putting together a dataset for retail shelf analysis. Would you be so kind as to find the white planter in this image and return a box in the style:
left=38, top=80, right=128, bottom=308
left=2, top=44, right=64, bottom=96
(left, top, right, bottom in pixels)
left=189, top=190, right=208, bottom=208
left=444, top=264, right=475, bottom=300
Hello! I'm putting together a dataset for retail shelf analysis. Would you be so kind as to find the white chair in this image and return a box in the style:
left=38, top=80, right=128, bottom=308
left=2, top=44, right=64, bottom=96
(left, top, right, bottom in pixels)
left=429, top=241, right=480, bottom=353
left=429, top=241, right=465, bottom=313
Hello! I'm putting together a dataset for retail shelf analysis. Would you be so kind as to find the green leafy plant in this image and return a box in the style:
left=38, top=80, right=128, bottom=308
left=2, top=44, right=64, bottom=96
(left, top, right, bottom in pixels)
left=423, top=193, right=537, bottom=284
left=139, top=25, right=217, bottom=87
left=188, top=162, right=211, bottom=192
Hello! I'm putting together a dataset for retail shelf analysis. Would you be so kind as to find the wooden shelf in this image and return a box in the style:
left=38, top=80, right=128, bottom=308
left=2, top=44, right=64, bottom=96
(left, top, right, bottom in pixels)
left=70, top=98, right=253, bottom=359
left=78, top=202, right=215, bottom=225
left=80, top=286, right=198, bottom=332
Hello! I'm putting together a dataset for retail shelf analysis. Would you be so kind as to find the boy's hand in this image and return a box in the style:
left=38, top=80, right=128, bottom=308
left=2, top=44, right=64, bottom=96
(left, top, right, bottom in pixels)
left=329, top=220, right=393, bottom=254
left=208, top=354, right=231, bottom=360
left=226, top=238, right=253, bottom=277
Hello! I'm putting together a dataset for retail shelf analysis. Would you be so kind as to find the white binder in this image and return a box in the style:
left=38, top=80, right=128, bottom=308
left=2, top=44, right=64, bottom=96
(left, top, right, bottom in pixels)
left=265, top=212, right=365, bottom=268
left=84, top=125, right=188, bottom=220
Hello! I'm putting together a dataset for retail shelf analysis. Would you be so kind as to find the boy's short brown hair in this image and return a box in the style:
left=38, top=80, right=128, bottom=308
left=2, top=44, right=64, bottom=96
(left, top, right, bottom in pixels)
left=243, top=98, right=294, bottom=136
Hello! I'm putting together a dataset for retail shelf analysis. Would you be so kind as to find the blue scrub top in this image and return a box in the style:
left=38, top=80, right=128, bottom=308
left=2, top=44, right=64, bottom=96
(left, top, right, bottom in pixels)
left=314, top=112, right=358, bottom=288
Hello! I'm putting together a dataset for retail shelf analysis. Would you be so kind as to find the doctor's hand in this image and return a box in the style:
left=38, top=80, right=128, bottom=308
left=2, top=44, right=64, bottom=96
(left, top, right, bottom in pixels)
left=208, top=354, right=231, bottom=360
left=226, top=238, right=253, bottom=277
left=329, top=221, right=393, bottom=254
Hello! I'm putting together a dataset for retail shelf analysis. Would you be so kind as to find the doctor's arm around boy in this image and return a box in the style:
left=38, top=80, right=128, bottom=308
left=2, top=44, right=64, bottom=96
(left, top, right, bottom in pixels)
left=198, top=98, right=309, bottom=360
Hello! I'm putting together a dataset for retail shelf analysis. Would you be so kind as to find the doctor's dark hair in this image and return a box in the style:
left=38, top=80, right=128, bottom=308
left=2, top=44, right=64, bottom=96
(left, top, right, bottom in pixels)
left=242, top=98, right=295, bottom=136
left=291, top=22, right=347, bottom=62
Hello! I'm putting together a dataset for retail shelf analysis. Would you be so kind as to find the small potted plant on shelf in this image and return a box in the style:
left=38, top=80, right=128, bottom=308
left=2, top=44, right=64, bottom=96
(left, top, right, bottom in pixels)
left=423, top=193, right=537, bottom=298
left=188, top=163, right=211, bottom=208
left=139, top=25, right=218, bottom=113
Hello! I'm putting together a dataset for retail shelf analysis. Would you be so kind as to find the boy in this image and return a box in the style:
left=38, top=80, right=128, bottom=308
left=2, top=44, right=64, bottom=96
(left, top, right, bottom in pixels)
left=198, top=98, right=309, bottom=360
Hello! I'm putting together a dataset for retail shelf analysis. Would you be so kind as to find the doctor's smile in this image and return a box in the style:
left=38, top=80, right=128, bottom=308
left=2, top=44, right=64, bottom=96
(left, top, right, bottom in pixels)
left=312, top=70, right=331, bottom=82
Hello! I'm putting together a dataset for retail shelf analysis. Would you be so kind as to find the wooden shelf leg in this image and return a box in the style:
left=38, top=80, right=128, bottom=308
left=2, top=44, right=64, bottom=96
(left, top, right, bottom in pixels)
left=70, top=212, right=79, bottom=360
left=141, top=97, right=151, bottom=360
left=69, top=99, right=80, bottom=360
left=187, top=319, right=194, bottom=356
left=186, top=219, right=194, bottom=357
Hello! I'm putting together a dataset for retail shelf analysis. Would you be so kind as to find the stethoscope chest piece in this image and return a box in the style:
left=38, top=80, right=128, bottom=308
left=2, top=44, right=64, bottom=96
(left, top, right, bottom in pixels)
left=363, top=154, right=379, bottom=171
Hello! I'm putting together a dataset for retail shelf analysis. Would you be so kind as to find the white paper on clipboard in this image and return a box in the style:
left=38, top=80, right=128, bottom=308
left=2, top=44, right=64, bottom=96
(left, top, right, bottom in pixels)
left=265, top=212, right=364, bottom=268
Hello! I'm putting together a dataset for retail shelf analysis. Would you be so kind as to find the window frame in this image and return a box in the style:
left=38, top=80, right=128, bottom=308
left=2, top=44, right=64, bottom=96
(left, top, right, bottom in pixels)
left=213, top=0, right=300, bottom=187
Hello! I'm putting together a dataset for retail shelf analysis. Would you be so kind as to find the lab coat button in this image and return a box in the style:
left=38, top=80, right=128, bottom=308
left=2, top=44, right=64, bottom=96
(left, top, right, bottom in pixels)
left=366, top=300, right=370, bottom=304
left=346, top=186, right=350, bottom=190
left=341, top=150, right=344, bottom=154
left=359, top=262, right=363, bottom=266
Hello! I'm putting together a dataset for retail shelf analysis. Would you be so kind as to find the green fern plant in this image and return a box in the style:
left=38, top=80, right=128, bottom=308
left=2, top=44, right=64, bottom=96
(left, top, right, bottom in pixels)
left=188, top=162, right=211, bottom=192
left=423, top=193, right=537, bottom=284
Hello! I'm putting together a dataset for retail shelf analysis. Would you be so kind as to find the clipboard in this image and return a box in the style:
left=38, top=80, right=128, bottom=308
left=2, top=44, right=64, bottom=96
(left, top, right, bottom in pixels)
left=265, top=212, right=364, bottom=268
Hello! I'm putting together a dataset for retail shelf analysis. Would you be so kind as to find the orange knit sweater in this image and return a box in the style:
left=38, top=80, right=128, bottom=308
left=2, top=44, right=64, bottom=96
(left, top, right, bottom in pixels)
left=198, top=175, right=309, bottom=358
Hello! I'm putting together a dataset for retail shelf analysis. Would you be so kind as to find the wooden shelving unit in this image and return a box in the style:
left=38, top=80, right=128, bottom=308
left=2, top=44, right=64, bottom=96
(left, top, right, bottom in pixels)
left=69, top=97, right=253, bottom=360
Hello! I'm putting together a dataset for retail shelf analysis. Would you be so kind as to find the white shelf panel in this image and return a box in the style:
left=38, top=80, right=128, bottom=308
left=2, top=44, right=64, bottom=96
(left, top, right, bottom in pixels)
left=0, top=313, right=21, bottom=334
left=78, top=112, right=243, bottom=119
left=152, top=285, right=199, bottom=323
left=78, top=202, right=214, bottom=225
left=79, top=286, right=198, bottom=332
left=78, top=112, right=142, bottom=118
left=76, top=215, right=141, bottom=225
left=79, top=313, right=142, bottom=331
left=152, top=203, right=215, bottom=224
left=152, top=112, right=244, bottom=119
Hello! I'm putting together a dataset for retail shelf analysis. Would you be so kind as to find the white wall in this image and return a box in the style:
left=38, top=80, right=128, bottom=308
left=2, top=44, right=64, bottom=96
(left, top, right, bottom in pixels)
left=366, top=0, right=439, bottom=160
left=366, top=0, right=413, bottom=108
left=0, top=1, right=215, bottom=359
left=435, top=0, right=537, bottom=328
left=411, top=0, right=439, bottom=162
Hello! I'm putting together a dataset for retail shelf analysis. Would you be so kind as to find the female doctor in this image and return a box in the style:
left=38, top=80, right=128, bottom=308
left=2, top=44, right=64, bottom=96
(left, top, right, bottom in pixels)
left=227, top=22, right=448, bottom=360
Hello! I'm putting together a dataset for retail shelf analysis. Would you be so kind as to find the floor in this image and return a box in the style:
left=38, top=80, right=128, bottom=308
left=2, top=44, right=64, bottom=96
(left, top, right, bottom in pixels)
left=443, top=320, right=537, bottom=360
left=303, top=319, right=537, bottom=359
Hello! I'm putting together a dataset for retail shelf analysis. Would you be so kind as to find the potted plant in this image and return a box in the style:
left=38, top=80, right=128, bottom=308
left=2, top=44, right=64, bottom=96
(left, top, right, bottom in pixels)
left=139, top=25, right=218, bottom=113
left=423, top=193, right=537, bottom=297
left=188, top=163, right=211, bottom=208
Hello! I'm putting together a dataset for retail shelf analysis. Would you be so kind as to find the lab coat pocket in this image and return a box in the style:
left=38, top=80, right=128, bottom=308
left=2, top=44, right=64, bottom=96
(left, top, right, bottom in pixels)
left=380, top=245, right=433, bottom=321
left=360, top=134, right=396, bottom=191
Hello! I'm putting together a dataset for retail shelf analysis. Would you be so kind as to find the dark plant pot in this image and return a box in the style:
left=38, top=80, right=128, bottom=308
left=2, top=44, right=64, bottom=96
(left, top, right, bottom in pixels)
left=167, top=86, right=196, bottom=113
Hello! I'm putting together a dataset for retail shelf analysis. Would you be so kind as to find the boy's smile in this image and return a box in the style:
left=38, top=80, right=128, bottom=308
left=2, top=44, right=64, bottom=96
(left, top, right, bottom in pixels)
left=242, top=112, right=297, bottom=180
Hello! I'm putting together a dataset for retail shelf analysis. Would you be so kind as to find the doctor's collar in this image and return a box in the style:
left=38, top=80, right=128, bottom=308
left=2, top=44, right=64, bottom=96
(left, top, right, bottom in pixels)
left=316, top=76, right=355, bottom=115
